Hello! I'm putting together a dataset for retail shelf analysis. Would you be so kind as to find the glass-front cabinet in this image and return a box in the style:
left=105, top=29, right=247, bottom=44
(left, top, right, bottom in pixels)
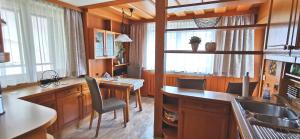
left=91, top=28, right=120, bottom=59
left=94, top=30, right=105, bottom=58
left=105, top=31, right=115, bottom=56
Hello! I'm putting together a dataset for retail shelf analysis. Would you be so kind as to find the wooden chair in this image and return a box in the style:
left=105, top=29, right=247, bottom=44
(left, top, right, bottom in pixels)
left=128, top=65, right=143, bottom=111
left=85, top=76, right=127, bottom=138
left=226, top=82, right=258, bottom=96
left=176, top=78, right=206, bottom=90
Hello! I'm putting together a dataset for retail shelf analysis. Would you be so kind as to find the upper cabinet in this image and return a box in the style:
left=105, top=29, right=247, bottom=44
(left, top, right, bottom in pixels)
left=266, top=0, right=300, bottom=52
left=89, top=28, right=120, bottom=59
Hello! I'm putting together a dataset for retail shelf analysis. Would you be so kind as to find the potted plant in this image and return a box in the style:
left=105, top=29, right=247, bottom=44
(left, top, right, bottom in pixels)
left=189, top=36, right=201, bottom=52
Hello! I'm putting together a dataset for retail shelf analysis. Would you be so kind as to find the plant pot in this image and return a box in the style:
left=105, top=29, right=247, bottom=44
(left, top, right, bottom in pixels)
left=205, top=42, right=216, bottom=52
left=191, top=43, right=199, bottom=52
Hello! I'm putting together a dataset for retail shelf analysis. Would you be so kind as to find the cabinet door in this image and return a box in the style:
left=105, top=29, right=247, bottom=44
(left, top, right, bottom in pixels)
left=179, top=99, right=230, bottom=139
left=56, top=86, right=82, bottom=128
left=94, top=30, right=105, bottom=58
left=267, top=0, right=294, bottom=49
left=82, top=84, right=93, bottom=117
left=289, top=0, right=300, bottom=49
left=105, top=32, right=115, bottom=56
left=180, top=108, right=229, bottom=139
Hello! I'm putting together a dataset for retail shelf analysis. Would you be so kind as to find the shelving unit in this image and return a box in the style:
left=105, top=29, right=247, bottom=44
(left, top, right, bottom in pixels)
left=154, top=0, right=266, bottom=138
left=162, top=94, right=179, bottom=138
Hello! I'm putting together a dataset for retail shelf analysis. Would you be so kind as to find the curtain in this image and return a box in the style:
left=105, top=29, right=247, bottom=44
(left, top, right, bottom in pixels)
left=145, top=20, right=215, bottom=74
left=128, top=23, right=147, bottom=78
left=0, top=0, right=67, bottom=87
left=64, top=8, right=86, bottom=77
left=213, top=15, right=255, bottom=77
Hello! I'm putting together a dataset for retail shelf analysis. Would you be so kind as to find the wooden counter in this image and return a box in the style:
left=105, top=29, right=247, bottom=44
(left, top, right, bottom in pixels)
left=161, top=86, right=255, bottom=139
left=0, top=78, right=85, bottom=139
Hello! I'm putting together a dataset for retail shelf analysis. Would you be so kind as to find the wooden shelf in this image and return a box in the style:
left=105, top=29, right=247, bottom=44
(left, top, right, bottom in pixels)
left=114, top=63, right=129, bottom=67
left=163, top=104, right=178, bottom=113
left=164, top=50, right=263, bottom=55
left=163, top=118, right=178, bottom=127
left=166, top=24, right=267, bottom=32
left=163, top=128, right=178, bottom=139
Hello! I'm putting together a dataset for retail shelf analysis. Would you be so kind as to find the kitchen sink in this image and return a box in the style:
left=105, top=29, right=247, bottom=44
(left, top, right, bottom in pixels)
left=238, top=100, right=299, bottom=119
left=236, top=98, right=300, bottom=132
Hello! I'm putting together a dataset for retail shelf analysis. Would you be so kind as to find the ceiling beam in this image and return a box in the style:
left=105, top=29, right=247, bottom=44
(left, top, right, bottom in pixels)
left=131, top=8, right=257, bottom=24
left=46, top=0, right=82, bottom=12
left=82, top=0, right=146, bottom=9
left=167, top=0, right=266, bottom=13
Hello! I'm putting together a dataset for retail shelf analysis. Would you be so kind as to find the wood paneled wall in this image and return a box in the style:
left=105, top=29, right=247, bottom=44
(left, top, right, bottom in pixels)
left=141, top=70, right=260, bottom=97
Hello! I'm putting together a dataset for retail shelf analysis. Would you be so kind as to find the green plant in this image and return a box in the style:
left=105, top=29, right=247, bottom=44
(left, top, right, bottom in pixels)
left=189, top=36, right=201, bottom=44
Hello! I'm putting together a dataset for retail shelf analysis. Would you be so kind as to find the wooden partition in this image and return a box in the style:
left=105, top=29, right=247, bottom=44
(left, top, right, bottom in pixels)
left=141, top=70, right=260, bottom=97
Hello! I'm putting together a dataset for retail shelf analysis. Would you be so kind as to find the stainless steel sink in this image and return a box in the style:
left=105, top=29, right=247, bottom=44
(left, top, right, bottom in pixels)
left=238, top=100, right=298, bottom=119
left=236, top=98, right=300, bottom=132
left=252, top=114, right=300, bottom=128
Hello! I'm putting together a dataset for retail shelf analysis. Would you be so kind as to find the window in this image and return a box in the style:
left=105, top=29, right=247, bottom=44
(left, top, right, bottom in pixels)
left=0, top=9, right=25, bottom=76
left=31, top=15, right=53, bottom=72
left=0, top=0, right=67, bottom=87
left=146, top=20, right=215, bottom=74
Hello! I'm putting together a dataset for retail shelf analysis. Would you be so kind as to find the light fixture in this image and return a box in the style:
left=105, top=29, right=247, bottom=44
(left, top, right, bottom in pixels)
left=115, top=8, right=133, bottom=42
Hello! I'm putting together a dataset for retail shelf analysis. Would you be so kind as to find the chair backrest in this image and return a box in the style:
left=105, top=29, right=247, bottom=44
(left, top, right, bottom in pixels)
left=226, top=82, right=258, bottom=96
left=128, top=65, right=142, bottom=79
left=176, top=78, right=206, bottom=90
left=85, top=76, right=103, bottom=112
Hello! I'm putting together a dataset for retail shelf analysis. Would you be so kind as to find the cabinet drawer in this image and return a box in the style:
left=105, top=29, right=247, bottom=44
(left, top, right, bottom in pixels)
left=181, top=99, right=229, bottom=114
left=26, top=93, right=56, bottom=104
left=56, top=86, right=81, bottom=98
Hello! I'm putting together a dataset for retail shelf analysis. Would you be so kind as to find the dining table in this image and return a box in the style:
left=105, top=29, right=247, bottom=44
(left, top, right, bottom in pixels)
left=96, top=77, right=144, bottom=122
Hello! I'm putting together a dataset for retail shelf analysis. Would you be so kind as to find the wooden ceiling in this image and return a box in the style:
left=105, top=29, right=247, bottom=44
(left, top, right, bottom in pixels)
left=54, top=0, right=268, bottom=23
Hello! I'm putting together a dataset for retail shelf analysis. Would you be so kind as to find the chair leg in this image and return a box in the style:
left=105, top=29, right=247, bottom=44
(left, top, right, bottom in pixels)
left=95, top=113, right=102, bottom=138
left=89, top=110, right=94, bottom=130
left=123, top=108, right=127, bottom=127
left=114, top=110, right=117, bottom=119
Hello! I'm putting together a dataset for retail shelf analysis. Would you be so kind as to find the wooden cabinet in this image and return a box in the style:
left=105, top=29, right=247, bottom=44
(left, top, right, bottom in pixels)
left=266, top=0, right=300, bottom=51
left=81, top=84, right=93, bottom=117
left=21, top=93, right=58, bottom=135
left=179, top=99, right=230, bottom=139
left=56, top=86, right=82, bottom=129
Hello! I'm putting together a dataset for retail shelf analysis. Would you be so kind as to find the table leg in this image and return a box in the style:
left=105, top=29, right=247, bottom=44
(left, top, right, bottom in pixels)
left=125, top=89, right=130, bottom=122
left=137, top=89, right=143, bottom=111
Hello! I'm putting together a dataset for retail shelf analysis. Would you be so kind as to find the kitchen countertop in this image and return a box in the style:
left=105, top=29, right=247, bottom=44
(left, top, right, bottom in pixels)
left=161, top=86, right=300, bottom=139
left=0, top=78, right=86, bottom=139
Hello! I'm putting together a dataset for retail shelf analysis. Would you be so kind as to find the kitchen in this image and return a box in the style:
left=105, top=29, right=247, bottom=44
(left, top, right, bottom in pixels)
left=1, top=0, right=300, bottom=139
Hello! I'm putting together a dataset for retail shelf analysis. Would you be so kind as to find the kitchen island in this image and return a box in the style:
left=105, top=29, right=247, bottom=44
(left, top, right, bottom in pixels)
left=161, top=86, right=300, bottom=139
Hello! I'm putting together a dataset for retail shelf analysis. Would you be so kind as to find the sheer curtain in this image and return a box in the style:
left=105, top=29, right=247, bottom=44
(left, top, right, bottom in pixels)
left=146, top=20, right=215, bottom=74
left=64, top=8, right=87, bottom=77
left=0, top=0, right=67, bottom=87
left=213, top=15, right=255, bottom=77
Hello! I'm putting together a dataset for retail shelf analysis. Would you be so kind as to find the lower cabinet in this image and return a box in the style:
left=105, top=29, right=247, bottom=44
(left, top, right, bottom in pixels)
left=82, top=84, right=93, bottom=117
left=56, top=86, right=82, bottom=129
left=21, top=83, right=95, bottom=135
left=179, top=99, right=230, bottom=139
left=21, top=93, right=58, bottom=135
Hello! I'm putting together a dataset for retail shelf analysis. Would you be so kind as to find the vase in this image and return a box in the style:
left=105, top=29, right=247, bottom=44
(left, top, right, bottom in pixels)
left=191, top=43, right=199, bottom=52
left=205, top=42, right=216, bottom=52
